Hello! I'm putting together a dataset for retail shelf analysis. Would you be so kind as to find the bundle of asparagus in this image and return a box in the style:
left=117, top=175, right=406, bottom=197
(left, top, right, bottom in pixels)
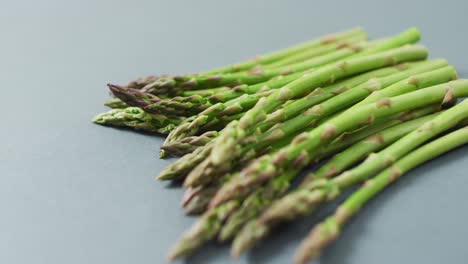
left=93, top=27, right=468, bottom=263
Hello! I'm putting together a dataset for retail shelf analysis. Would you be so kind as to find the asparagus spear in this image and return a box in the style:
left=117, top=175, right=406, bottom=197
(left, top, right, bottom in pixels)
left=209, top=80, right=468, bottom=207
left=168, top=200, right=240, bottom=260
left=182, top=183, right=222, bottom=215
left=218, top=170, right=298, bottom=242
left=182, top=86, right=232, bottom=97
left=182, top=171, right=237, bottom=215
left=126, top=75, right=162, bottom=90
left=161, top=131, right=219, bottom=157
left=202, top=28, right=366, bottom=76
left=157, top=140, right=215, bottom=180
left=93, top=107, right=182, bottom=134
left=108, top=84, right=161, bottom=108
left=144, top=99, right=210, bottom=117
left=191, top=58, right=449, bottom=191
left=294, top=125, right=468, bottom=264
left=265, top=34, right=367, bottom=68
left=104, top=98, right=128, bottom=109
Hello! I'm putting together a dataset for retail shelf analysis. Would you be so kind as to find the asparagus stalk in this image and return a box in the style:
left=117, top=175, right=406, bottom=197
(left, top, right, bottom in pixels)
left=218, top=170, right=298, bottom=242
left=104, top=98, right=128, bottom=109
left=294, top=125, right=468, bottom=264
left=202, top=28, right=366, bottom=76
left=182, top=86, right=231, bottom=97
left=144, top=99, right=210, bottom=117
left=195, top=58, right=448, bottom=192
left=209, top=80, right=468, bottom=207
left=160, top=131, right=219, bottom=157
left=157, top=140, right=215, bottom=180
left=182, top=182, right=223, bottom=215
left=108, top=84, right=161, bottom=108
left=92, top=107, right=182, bottom=134
left=208, top=71, right=311, bottom=103
left=126, top=75, right=162, bottom=90
left=265, top=34, right=367, bottom=68
left=168, top=200, right=240, bottom=260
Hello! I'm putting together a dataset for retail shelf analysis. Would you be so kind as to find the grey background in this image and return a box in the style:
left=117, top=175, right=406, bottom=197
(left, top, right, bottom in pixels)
left=1, top=0, right=467, bottom=263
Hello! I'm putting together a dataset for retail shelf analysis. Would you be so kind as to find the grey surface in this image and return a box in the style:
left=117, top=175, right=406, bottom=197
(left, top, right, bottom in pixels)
left=1, top=0, right=468, bottom=263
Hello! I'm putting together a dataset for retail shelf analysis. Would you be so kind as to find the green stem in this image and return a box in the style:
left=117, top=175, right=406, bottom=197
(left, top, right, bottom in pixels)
left=92, top=107, right=182, bottom=134
left=202, top=28, right=366, bottom=76
left=104, top=98, right=128, bottom=109
left=266, top=34, right=367, bottom=68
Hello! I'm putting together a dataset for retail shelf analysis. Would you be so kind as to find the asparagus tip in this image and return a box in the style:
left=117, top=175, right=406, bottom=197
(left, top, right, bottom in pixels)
left=230, top=249, right=241, bottom=260
left=92, top=113, right=106, bottom=124
left=155, top=173, right=167, bottom=181
left=160, top=149, right=167, bottom=159
left=107, top=83, right=125, bottom=92
left=167, top=242, right=187, bottom=262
